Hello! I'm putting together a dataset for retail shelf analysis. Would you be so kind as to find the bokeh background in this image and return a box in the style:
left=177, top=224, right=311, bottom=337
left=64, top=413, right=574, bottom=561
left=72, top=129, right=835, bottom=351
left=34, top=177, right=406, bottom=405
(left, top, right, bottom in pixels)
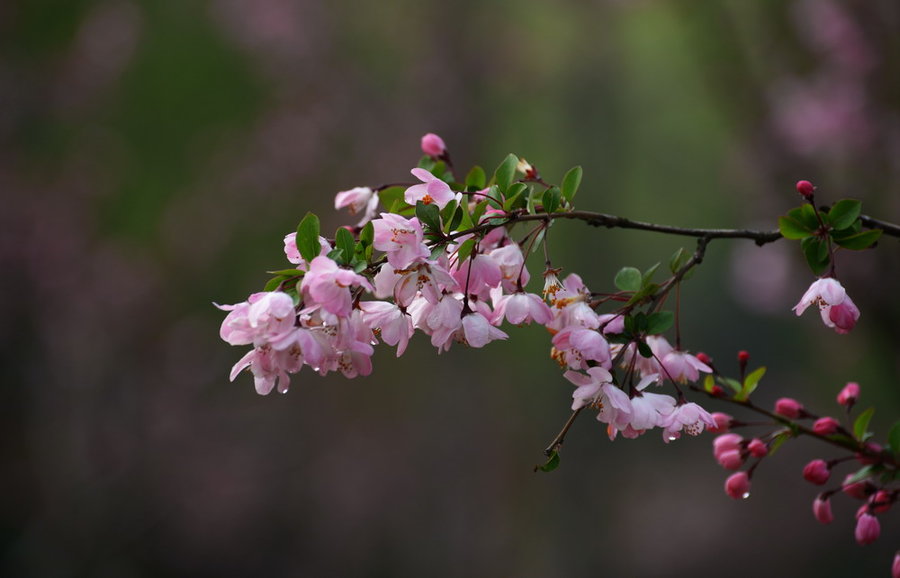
left=2, top=1, right=899, bottom=576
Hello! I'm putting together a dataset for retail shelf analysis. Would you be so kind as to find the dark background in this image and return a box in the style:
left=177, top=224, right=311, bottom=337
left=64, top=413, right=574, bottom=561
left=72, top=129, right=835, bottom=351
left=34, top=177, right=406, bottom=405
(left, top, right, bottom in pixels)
left=2, top=1, right=899, bottom=576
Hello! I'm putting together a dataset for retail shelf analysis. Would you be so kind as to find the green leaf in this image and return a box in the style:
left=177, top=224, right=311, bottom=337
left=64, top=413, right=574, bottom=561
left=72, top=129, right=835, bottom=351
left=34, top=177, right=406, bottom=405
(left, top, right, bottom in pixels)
left=335, top=227, right=356, bottom=264
left=542, top=187, right=561, bottom=214
left=735, top=366, right=766, bottom=402
left=561, top=166, right=583, bottom=203
left=625, top=283, right=660, bottom=306
left=471, top=199, right=489, bottom=225
left=377, top=186, right=405, bottom=211
left=493, top=153, right=518, bottom=193
left=440, top=199, right=458, bottom=222
left=669, top=248, right=690, bottom=274
left=788, top=204, right=821, bottom=231
left=296, top=212, right=321, bottom=263
left=503, top=183, right=529, bottom=212
left=446, top=205, right=463, bottom=232
left=722, top=377, right=742, bottom=395
left=416, top=201, right=442, bottom=233
left=266, top=268, right=303, bottom=277
left=456, top=238, right=476, bottom=264
left=642, top=263, right=660, bottom=286
left=854, top=407, right=875, bottom=441
left=778, top=215, right=814, bottom=240
left=801, top=236, right=830, bottom=275
left=535, top=450, right=560, bottom=473
left=637, top=341, right=653, bottom=358
left=703, top=374, right=715, bottom=394
left=466, top=165, right=486, bottom=190
left=358, top=221, right=374, bottom=247
left=833, top=229, right=882, bottom=250
left=888, top=421, right=900, bottom=457
left=264, top=276, right=289, bottom=292
left=826, top=199, right=862, bottom=230
left=767, top=431, right=792, bottom=457
left=645, top=311, right=674, bottom=335
left=614, top=267, right=642, bottom=292
left=844, top=465, right=874, bottom=486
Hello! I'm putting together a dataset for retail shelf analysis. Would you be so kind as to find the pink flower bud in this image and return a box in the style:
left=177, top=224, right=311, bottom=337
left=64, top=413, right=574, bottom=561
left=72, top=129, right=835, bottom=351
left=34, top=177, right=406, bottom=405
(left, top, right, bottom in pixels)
left=695, top=352, right=711, bottom=365
left=857, top=442, right=883, bottom=465
left=747, top=438, right=768, bottom=458
left=812, top=416, right=840, bottom=436
left=420, top=133, right=446, bottom=157
left=774, top=397, right=803, bottom=419
left=737, top=350, right=750, bottom=363
left=717, top=449, right=745, bottom=470
left=796, top=180, right=816, bottom=198
left=710, top=385, right=724, bottom=397
left=803, top=459, right=831, bottom=485
left=842, top=474, right=872, bottom=500
left=708, top=412, right=733, bottom=433
left=725, top=471, right=751, bottom=500
left=870, top=490, right=893, bottom=514
left=892, top=552, right=899, bottom=578
left=837, top=382, right=860, bottom=406
left=713, top=433, right=743, bottom=454
left=855, top=513, right=880, bottom=545
left=812, top=495, right=833, bottom=524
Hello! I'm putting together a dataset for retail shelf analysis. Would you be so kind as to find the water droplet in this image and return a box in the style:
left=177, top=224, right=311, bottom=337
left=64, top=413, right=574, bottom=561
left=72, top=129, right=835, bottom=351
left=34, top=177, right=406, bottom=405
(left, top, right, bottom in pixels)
left=668, top=436, right=677, bottom=441
left=741, top=492, right=751, bottom=499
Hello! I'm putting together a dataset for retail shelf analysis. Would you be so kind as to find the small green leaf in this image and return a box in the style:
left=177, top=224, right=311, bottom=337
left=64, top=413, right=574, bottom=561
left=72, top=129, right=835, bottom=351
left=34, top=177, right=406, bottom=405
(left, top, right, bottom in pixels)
left=359, top=221, right=374, bottom=247
left=645, top=311, right=674, bottom=335
left=335, top=227, right=356, bottom=264
left=788, top=204, right=821, bottom=231
left=779, top=216, right=814, bottom=240
left=844, top=465, right=874, bottom=486
left=456, top=238, right=476, bottom=264
left=642, top=263, right=660, bottom=286
left=669, top=248, right=690, bottom=274
left=735, top=366, right=766, bottom=402
left=416, top=201, right=442, bottom=233
left=535, top=450, right=560, bottom=473
left=377, top=186, right=405, bottom=210
left=466, top=165, right=486, bottom=190
left=767, top=431, right=792, bottom=457
left=854, top=407, right=875, bottom=441
left=561, top=166, right=583, bottom=203
left=471, top=199, right=489, bottom=225
left=417, top=156, right=436, bottom=170
left=722, top=377, right=742, bottom=395
left=296, top=212, right=321, bottom=263
left=888, top=421, right=900, bottom=457
left=614, top=267, right=642, bottom=292
left=493, top=153, right=518, bottom=193
left=264, top=276, right=289, bottom=292
left=826, top=199, right=862, bottom=230
left=326, top=248, right=344, bottom=263
left=542, top=187, right=561, bottom=214
left=625, top=283, right=660, bottom=306
left=833, top=229, right=882, bottom=250
left=637, top=341, right=653, bottom=358
left=801, top=236, right=830, bottom=275
left=266, top=268, right=303, bottom=277
left=446, top=205, right=463, bottom=232
left=503, top=183, right=529, bottom=212
left=703, top=374, right=715, bottom=394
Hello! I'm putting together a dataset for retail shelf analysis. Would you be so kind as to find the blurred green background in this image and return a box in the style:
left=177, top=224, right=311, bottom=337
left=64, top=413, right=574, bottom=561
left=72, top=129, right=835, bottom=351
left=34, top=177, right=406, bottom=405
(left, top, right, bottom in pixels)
left=2, top=1, right=899, bottom=576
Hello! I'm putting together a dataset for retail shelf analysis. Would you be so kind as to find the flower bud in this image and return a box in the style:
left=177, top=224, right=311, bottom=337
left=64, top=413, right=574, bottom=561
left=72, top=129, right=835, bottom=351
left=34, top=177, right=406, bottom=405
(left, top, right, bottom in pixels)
left=737, top=350, right=750, bottom=363
left=870, top=490, right=893, bottom=514
left=842, top=474, right=872, bottom=500
left=717, top=449, right=745, bottom=470
left=710, top=385, right=724, bottom=397
left=747, top=438, right=768, bottom=458
left=837, top=382, right=860, bottom=407
left=708, top=412, right=733, bottom=433
left=774, top=397, right=804, bottom=419
left=857, top=442, right=883, bottom=465
left=854, top=513, right=880, bottom=545
left=812, top=495, right=833, bottom=524
left=803, top=459, right=831, bottom=485
left=695, top=352, right=711, bottom=365
left=813, top=416, right=840, bottom=436
left=713, top=433, right=743, bottom=454
left=796, top=180, right=816, bottom=198
left=420, top=133, right=446, bottom=157
left=892, top=552, right=899, bottom=578
left=725, top=471, right=751, bottom=500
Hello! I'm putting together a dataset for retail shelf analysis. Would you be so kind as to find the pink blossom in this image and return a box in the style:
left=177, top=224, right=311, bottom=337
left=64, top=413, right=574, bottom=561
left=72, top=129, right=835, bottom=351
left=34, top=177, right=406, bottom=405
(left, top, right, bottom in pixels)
left=359, top=301, right=414, bottom=356
left=374, top=261, right=458, bottom=306
left=229, top=345, right=291, bottom=395
left=420, top=133, right=446, bottom=157
left=628, top=375, right=676, bottom=431
left=747, top=438, right=768, bottom=458
left=660, top=350, right=713, bottom=383
left=372, top=213, right=430, bottom=269
left=725, top=471, right=751, bottom=500
left=793, top=277, right=859, bottom=333
left=301, top=256, right=373, bottom=317
left=564, top=368, right=633, bottom=431
left=551, top=327, right=611, bottom=370
left=408, top=293, right=464, bottom=350
left=546, top=273, right=600, bottom=331
left=837, top=381, right=860, bottom=406
left=492, top=291, right=553, bottom=326
left=334, top=186, right=379, bottom=226
left=564, top=366, right=613, bottom=409
left=812, top=495, right=834, bottom=524
left=660, top=402, right=716, bottom=442
left=597, top=313, right=625, bottom=335
left=813, top=416, right=841, bottom=435
left=404, top=168, right=458, bottom=209
left=217, top=291, right=296, bottom=347
left=488, top=243, right=529, bottom=290
left=452, top=253, right=502, bottom=294
left=459, top=310, right=508, bottom=348
left=855, top=513, right=880, bottom=545
left=774, top=397, right=804, bottom=418
left=803, top=459, right=831, bottom=485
